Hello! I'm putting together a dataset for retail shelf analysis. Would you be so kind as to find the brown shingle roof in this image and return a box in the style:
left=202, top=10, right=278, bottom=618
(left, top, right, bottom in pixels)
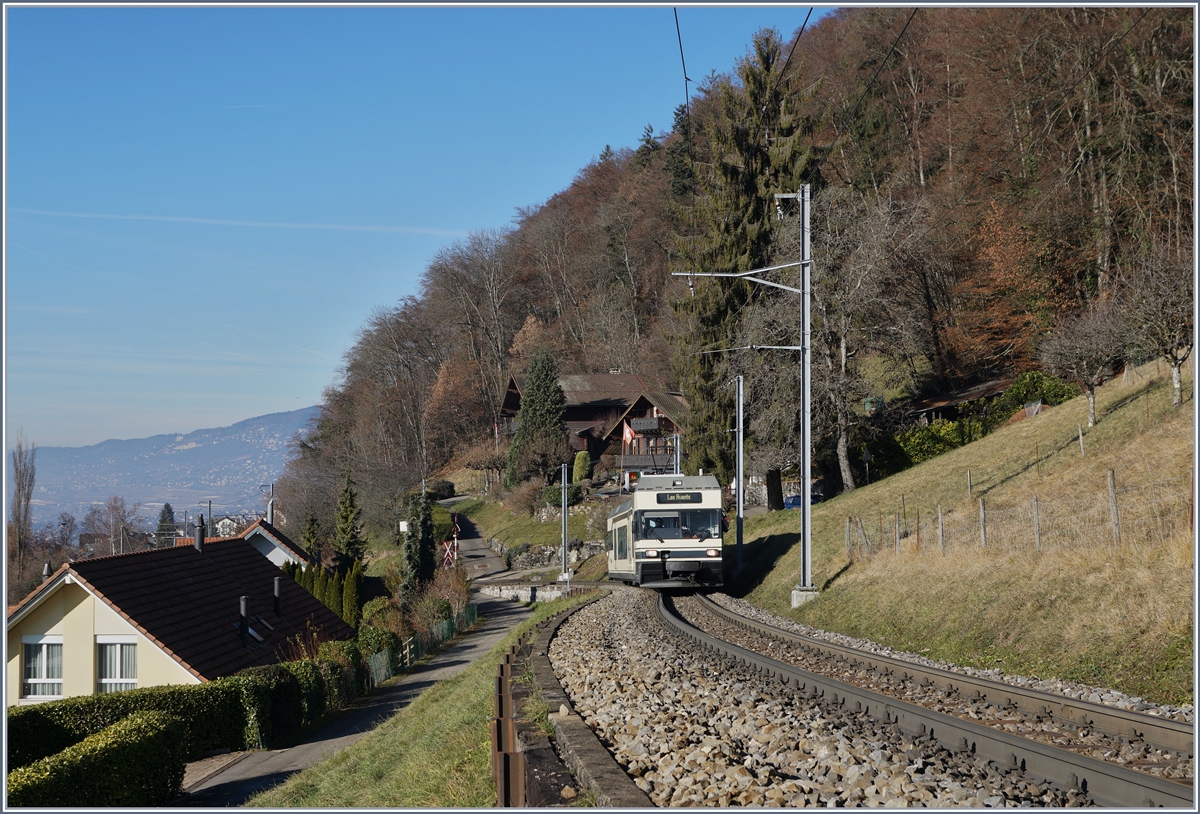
left=9, top=540, right=352, bottom=681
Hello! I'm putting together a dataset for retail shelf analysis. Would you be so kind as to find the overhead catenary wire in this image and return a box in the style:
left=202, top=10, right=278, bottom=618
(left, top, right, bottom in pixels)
left=673, top=8, right=691, bottom=119
left=764, top=8, right=814, bottom=109
left=804, top=7, right=917, bottom=186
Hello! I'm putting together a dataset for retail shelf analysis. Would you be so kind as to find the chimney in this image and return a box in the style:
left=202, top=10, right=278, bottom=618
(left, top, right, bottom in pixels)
left=240, top=595, right=249, bottom=644
left=194, top=515, right=206, bottom=552
left=273, top=576, right=282, bottom=617
left=267, top=498, right=274, bottom=525
left=42, top=562, right=51, bottom=583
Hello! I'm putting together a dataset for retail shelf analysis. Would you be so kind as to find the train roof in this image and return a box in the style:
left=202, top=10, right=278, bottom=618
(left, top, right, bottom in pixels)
left=635, top=474, right=721, bottom=490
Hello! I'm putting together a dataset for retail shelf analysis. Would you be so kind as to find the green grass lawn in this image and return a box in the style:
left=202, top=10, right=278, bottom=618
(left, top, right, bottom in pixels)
left=735, top=361, right=1194, bottom=705
left=245, top=593, right=593, bottom=808
left=453, top=496, right=592, bottom=548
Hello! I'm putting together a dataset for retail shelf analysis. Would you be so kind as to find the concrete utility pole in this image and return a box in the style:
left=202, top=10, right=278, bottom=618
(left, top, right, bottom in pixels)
left=736, top=375, right=745, bottom=574
left=559, top=463, right=570, bottom=582
left=672, top=185, right=816, bottom=606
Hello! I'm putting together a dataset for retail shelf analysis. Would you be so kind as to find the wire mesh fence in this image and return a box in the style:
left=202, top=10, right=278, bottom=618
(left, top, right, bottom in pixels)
left=363, top=602, right=481, bottom=686
left=846, top=473, right=1193, bottom=560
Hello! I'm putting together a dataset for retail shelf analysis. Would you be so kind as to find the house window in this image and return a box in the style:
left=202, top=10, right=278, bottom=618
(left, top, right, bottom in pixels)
left=22, top=635, right=63, bottom=698
left=97, top=636, right=137, bottom=693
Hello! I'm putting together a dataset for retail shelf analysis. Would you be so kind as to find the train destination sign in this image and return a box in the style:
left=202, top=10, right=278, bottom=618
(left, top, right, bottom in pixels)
left=657, top=492, right=702, bottom=504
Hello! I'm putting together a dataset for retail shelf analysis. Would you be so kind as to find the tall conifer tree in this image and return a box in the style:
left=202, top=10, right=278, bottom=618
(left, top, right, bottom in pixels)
left=671, top=28, right=817, bottom=484
left=505, top=349, right=569, bottom=486
left=154, top=503, right=176, bottom=548
left=331, top=478, right=366, bottom=564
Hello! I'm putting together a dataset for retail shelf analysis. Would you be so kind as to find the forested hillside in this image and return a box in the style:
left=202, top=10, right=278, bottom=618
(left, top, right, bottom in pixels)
left=277, top=7, right=1192, bottom=542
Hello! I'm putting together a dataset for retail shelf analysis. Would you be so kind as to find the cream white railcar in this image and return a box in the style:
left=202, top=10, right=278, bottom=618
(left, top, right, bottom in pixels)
left=606, top=474, right=725, bottom=588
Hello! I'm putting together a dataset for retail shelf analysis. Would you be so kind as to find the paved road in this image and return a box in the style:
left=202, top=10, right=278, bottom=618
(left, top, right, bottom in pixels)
left=182, top=588, right=531, bottom=807
left=448, top=506, right=509, bottom=580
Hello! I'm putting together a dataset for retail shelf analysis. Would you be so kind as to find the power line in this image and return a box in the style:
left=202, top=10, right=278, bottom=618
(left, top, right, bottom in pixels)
left=804, top=8, right=918, bottom=185
left=674, top=8, right=691, bottom=119
left=766, top=8, right=815, bottom=106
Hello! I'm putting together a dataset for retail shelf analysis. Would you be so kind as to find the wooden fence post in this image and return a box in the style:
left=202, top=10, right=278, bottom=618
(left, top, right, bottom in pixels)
left=1033, top=496, right=1041, bottom=552
left=967, top=469, right=973, bottom=499
left=1078, top=424, right=1085, bottom=458
left=1107, top=469, right=1121, bottom=547
left=937, top=504, right=944, bottom=554
left=901, top=495, right=908, bottom=536
left=845, top=517, right=852, bottom=561
left=978, top=498, right=987, bottom=548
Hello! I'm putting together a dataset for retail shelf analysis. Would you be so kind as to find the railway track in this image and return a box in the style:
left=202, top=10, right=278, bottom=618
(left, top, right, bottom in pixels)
left=550, top=589, right=1096, bottom=806
left=659, top=592, right=1193, bottom=808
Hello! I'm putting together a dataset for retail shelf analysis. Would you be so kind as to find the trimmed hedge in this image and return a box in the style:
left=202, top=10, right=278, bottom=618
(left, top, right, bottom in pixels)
left=7, top=680, right=247, bottom=770
left=280, top=659, right=326, bottom=728
left=319, top=639, right=366, bottom=696
left=236, top=664, right=303, bottom=745
left=7, top=710, right=186, bottom=807
left=317, top=658, right=354, bottom=713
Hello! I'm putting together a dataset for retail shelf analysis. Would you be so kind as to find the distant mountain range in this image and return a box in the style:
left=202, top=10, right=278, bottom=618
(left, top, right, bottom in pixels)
left=16, top=407, right=319, bottom=528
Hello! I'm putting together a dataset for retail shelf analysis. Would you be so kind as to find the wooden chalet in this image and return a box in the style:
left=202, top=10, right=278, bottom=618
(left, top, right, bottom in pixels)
left=499, top=373, right=688, bottom=475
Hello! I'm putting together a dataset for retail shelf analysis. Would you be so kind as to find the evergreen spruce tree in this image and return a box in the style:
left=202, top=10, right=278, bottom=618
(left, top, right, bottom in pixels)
left=301, top=513, right=323, bottom=567
left=154, top=503, right=176, bottom=548
left=505, top=350, right=569, bottom=486
left=342, top=560, right=362, bottom=626
left=672, top=28, right=817, bottom=484
left=331, top=478, right=367, bottom=564
left=328, top=571, right=344, bottom=616
left=313, top=567, right=328, bottom=606
left=404, top=488, right=436, bottom=588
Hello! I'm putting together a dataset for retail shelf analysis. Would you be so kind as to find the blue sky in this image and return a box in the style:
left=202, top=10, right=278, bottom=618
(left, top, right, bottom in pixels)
left=5, top=4, right=830, bottom=449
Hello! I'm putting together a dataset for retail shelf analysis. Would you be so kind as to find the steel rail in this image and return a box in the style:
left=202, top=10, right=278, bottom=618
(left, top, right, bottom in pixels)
left=659, top=594, right=1193, bottom=808
left=692, top=593, right=1194, bottom=759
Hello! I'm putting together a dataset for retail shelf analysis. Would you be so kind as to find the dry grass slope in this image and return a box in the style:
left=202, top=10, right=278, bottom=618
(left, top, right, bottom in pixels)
left=741, top=360, right=1194, bottom=705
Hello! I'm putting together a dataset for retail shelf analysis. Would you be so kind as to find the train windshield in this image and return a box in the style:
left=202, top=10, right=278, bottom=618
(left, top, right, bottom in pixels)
left=636, top=509, right=721, bottom=541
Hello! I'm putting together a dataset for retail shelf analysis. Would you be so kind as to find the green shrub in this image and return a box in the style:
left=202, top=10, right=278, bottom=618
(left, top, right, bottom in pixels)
left=7, top=680, right=248, bottom=769
left=236, top=664, right=304, bottom=746
left=540, top=483, right=582, bottom=506
left=573, top=450, right=592, bottom=483
left=994, top=370, right=1080, bottom=420
left=432, top=504, right=455, bottom=546
left=279, top=660, right=326, bottom=729
left=896, top=417, right=987, bottom=464
left=318, top=639, right=365, bottom=697
left=358, top=622, right=398, bottom=660
left=426, top=480, right=456, bottom=501
left=7, top=710, right=186, bottom=807
left=317, top=658, right=353, bottom=713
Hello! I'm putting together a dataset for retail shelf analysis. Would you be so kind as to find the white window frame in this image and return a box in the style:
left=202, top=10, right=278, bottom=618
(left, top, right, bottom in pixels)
left=96, top=635, right=137, bottom=693
left=21, top=634, right=63, bottom=699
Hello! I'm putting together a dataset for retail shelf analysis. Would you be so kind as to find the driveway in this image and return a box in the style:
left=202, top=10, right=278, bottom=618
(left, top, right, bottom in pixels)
left=181, top=590, right=531, bottom=807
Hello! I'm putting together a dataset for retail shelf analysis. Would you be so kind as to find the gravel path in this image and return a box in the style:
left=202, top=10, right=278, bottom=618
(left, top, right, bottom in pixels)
left=550, top=588, right=1093, bottom=807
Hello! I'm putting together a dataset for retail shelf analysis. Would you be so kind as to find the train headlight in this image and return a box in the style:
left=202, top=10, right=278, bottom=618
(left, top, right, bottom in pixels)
left=705, top=549, right=719, bottom=558
left=645, top=549, right=658, bottom=558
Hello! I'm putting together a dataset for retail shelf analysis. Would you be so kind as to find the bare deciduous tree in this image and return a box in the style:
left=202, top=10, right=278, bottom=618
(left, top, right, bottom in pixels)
left=81, top=496, right=149, bottom=557
left=1039, top=298, right=1127, bottom=426
left=1123, top=246, right=1193, bottom=407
